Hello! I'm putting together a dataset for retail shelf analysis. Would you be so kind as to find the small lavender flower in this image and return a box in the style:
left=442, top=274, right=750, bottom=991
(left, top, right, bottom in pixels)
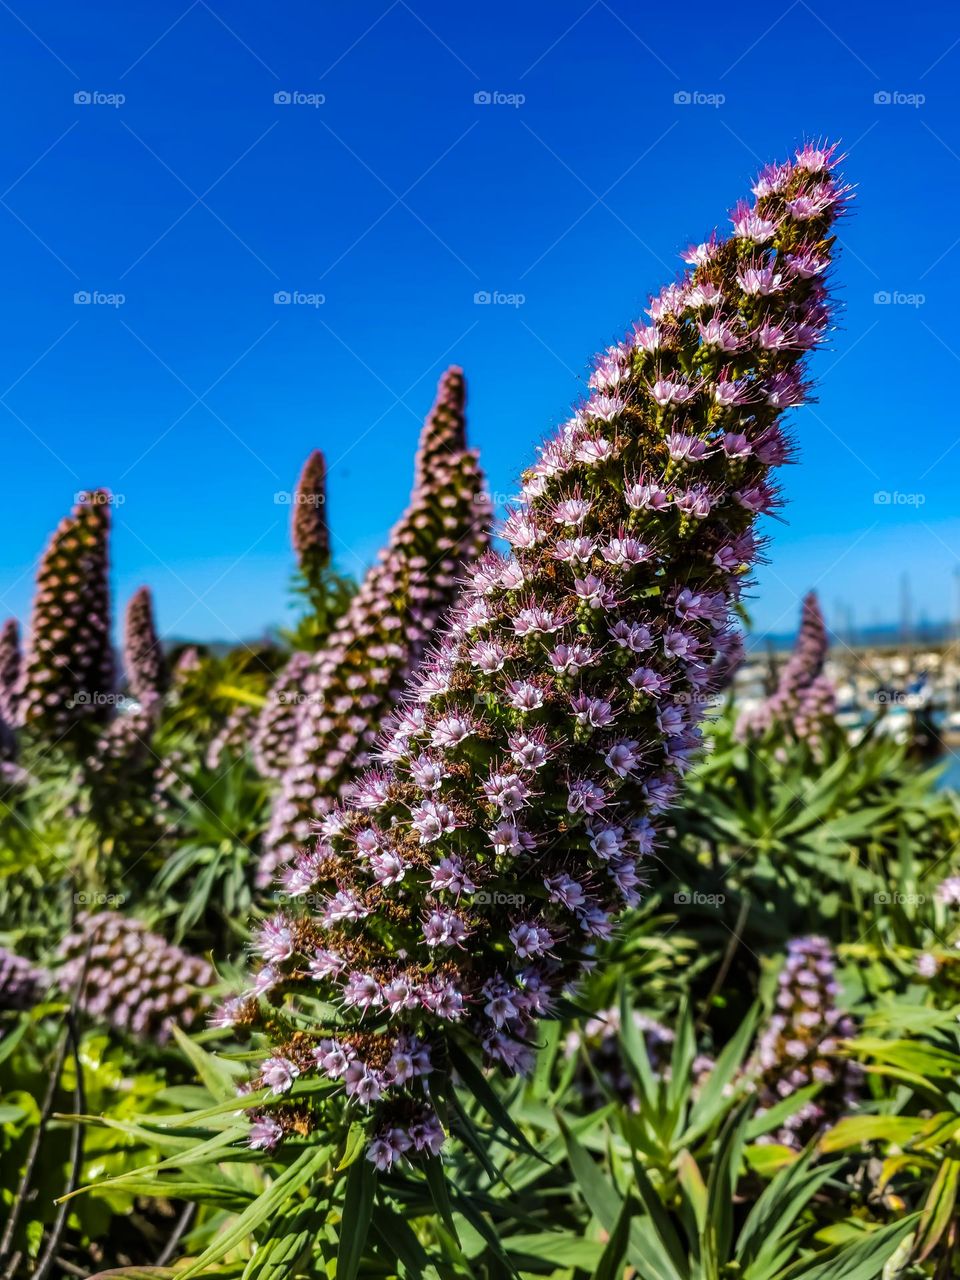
left=916, top=951, right=940, bottom=979
left=749, top=936, right=860, bottom=1148
left=258, top=367, right=490, bottom=885
left=57, top=912, right=214, bottom=1045
left=0, top=946, right=47, bottom=1011
left=237, top=144, right=848, bottom=1157
left=738, top=592, right=835, bottom=742
left=18, top=491, right=115, bottom=742
left=123, top=585, right=167, bottom=702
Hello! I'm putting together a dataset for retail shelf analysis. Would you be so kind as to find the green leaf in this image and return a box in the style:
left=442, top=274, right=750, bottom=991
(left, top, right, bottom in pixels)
left=915, top=1157, right=960, bottom=1262
left=686, top=1003, right=758, bottom=1138
left=448, top=1042, right=540, bottom=1160
left=176, top=1144, right=331, bottom=1279
left=503, top=1233, right=603, bottom=1269
left=677, top=1151, right=708, bottom=1238
left=819, top=1115, right=925, bottom=1152
left=746, top=1085, right=822, bottom=1141
left=171, top=1024, right=241, bottom=1103
left=335, top=1122, right=368, bottom=1173
left=422, top=1155, right=461, bottom=1245
left=557, top=1113, right=622, bottom=1226
left=666, top=1001, right=695, bottom=1116
left=559, top=1114, right=681, bottom=1280
left=851, top=1037, right=960, bottom=1078
left=627, top=1158, right=688, bottom=1280
left=58, top=1123, right=251, bottom=1203
left=618, top=984, right=659, bottom=1106
left=592, top=1192, right=634, bottom=1280
left=786, top=1215, right=920, bottom=1280
left=703, top=1102, right=752, bottom=1277
left=336, top=1154, right=376, bottom=1280
left=737, top=1147, right=842, bottom=1273
left=371, top=1205, right=433, bottom=1278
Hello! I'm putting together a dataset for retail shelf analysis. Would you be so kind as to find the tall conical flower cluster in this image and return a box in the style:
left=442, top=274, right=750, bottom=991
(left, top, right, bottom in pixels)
left=18, top=492, right=114, bottom=741
left=738, top=591, right=835, bottom=742
left=292, top=449, right=331, bottom=584
left=0, top=946, right=46, bottom=1012
left=0, top=619, right=20, bottom=762
left=57, top=913, right=214, bottom=1045
left=750, top=936, right=860, bottom=1148
left=124, top=586, right=167, bottom=703
left=225, top=145, right=848, bottom=1162
left=251, top=650, right=320, bottom=779
left=206, top=701, right=258, bottom=770
left=257, top=367, right=491, bottom=886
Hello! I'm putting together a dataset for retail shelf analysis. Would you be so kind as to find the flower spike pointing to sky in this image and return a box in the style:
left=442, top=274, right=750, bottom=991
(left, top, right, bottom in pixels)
left=227, top=143, right=849, bottom=1163
left=738, top=589, right=835, bottom=744
left=123, top=585, right=167, bottom=703
left=292, top=448, right=331, bottom=581
left=0, top=618, right=21, bottom=762
left=257, top=366, right=491, bottom=886
left=18, top=491, right=114, bottom=742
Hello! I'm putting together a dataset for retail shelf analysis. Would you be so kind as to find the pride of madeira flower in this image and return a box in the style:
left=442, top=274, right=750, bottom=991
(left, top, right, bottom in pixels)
left=227, top=143, right=849, bottom=1165
left=256, top=367, right=490, bottom=886
left=17, top=491, right=114, bottom=743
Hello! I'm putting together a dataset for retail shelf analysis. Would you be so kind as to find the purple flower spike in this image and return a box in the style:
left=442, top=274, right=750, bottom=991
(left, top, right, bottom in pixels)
left=292, top=449, right=331, bottom=582
left=749, top=936, right=861, bottom=1148
left=0, top=946, right=47, bottom=1012
left=738, top=591, right=836, bottom=746
left=0, top=619, right=21, bottom=764
left=18, top=492, right=115, bottom=742
left=257, top=367, right=491, bottom=885
left=235, top=144, right=848, bottom=1160
left=252, top=650, right=320, bottom=779
left=56, top=912, right=215, bottom=1046
left=123, top=586, right=167, bottom=702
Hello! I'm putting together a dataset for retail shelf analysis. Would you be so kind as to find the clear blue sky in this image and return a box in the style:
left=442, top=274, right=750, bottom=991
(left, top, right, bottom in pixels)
left=0, top=0, right=957, bottom=645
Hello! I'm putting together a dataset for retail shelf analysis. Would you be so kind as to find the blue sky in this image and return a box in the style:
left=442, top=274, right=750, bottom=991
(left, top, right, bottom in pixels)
left=0, top=0, right=957, bottom=644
